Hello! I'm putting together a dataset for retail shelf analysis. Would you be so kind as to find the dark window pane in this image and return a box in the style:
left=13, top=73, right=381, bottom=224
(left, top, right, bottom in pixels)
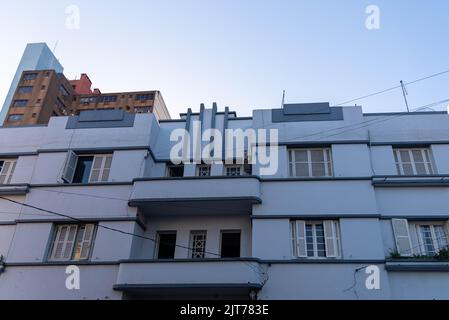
left=221, top=232, right=241, bottom=258
left=157, top=233, right=177, bottom=259
left=167, top=165, right=184, bottom=177
left=73, top=156, right=94, bottom=183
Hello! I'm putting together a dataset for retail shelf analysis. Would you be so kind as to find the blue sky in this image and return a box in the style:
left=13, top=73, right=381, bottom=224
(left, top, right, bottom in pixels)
left=1, top=0, right=448, bottom=117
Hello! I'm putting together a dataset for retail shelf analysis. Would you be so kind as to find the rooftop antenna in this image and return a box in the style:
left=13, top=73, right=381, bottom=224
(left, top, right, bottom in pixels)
left=53, top=41, right=59, bottom=53
left=281, top=90, right=286, bottom=108
left=400, top=80, right=410, bottom=112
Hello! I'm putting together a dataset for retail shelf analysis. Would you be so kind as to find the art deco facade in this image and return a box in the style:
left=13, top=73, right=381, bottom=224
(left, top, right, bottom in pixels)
left=0, top=103, right=448, bottom=299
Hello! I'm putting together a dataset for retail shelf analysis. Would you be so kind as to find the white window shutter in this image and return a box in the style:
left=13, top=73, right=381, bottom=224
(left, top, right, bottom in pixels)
left=63, top=225, right=77, bottom=259
left=392, top=219, right=413, bottom=256
left=324, top=220, right=339, bottom=258
left=50, top=225, right=68, bottom=260
left=0, top=160, right=16, bottom=184
left=50, top=225, right=77, bottom=260
left=61, top=150, right=78, bottom=183
left=295, top=220, right=307, bottom=257
left=89, top=155, right=112, bottom=182
left=79, top=224, right=95, bottom=259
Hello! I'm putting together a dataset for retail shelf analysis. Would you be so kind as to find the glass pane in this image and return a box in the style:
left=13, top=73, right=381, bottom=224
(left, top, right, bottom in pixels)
left=402, top=163, right=414, bottom=175
left=295, top=163, right=309, bottom=177
left=420, top=226, right=436, bottom=255
left=412, top=150, right=424, bottom=162
left=295, top=150, right=308, bottom=162
left=311, top=150, right=324, bottom=162
left=414, top=163, right=427, bottom=175
left=311, top=163, right=326, bottom=177
left=399, top=151, right=411, bottom=162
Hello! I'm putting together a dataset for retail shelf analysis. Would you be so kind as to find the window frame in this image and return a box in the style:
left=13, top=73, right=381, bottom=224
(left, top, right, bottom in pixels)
left=305, top=222, right=326, bottom=258
left=13, top=100, right=28, bottom=108
left=22, top=73, right=38, bottom=81
left=220, top=230, right=242, bottom=258
left=166, top=164, right=184, bottom=177
left=63, top=152, right=113, bottom=184
left=0, top=159, right=17, bottom=185
left=154, top=231, right=177, bottom=259
left=189, top=230, right=207, bottom=259
left=47, top=223, right=97, bottom=262
left=288, top=148, right=333, bottom=177
left=416, top=223, right=448, bottom=256
left=291, top=220, right=341, bottom=259
left=197, top=164, right=211, bottom=177
left=17, top=86, right=33, bottom=94
left=7, top=114, right=24, bottom=122
left=393, top=148, right=435, bottom=176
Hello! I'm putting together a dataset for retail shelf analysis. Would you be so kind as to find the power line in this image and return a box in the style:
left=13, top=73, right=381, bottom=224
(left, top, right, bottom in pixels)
left=284, top=98, right=449, bottom=143
left=0, top=196, right=268, bottom=280
left=336, top=68, right=449, bottom=106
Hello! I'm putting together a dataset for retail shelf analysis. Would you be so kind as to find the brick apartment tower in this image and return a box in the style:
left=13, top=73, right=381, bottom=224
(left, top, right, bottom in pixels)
left=2, top=43, right=170, bottom=126
left=3, top=70, right=170, bottom=126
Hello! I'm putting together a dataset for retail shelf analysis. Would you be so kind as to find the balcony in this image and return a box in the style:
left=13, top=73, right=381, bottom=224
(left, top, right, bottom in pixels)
left=114, top=259, right=265, bottom=299
left=129, top=176, right=261, bottom=216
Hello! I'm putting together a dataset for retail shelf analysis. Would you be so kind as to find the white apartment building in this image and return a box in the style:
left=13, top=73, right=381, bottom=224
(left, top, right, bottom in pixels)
left=0, top=103, right=449, bottom=300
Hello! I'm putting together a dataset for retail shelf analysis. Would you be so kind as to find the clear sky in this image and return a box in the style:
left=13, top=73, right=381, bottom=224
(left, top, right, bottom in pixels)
left=1, top=0, right=448, bottom=117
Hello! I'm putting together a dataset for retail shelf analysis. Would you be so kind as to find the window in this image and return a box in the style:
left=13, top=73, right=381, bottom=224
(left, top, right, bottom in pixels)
left=197, top=164, right=211, bottom=177
left=59, top=85, right=70, bottom=97
left=62, top=151, right=112, bottom=184
left=134, top=106, right=151, bottom=113
left=221, top=231, right=241, bottom=258
left=156, top=232, right=177, bottom=259
left=17, top=86, right=33, bottom=94
left=7, top=114, right=23, bottom=122
left=23, top=73, right=38, bottom=81
left=289, top=148, right=333, bottom=177
left=36, top=99, right=41, bottom=104
left=135, top=93, right=154, bottom=101
left=291, top=220, right=340, bottom=258
left=393, top=148, right=434, bottom=175
left=79, top=97, right=97, bottom=103
left=48, top=224, right=96, bottom=261
left=190, top=231, right=207, bottom=259
left=225, top=165, right=241, bottom=176
left=41, top=85, right=46, bottom=90
left=0, top=160, right=17, bottom=184
left=55, top=98, right=66, bottom=111
left=13, top=100, right=28, bottom=107
left=418, top=224, right=448, bottom=256
left=224, top=164, right=252, bottom=176
left=98, top=95, right=117, bottom=103
left=167, top=164, right=184, bottom=177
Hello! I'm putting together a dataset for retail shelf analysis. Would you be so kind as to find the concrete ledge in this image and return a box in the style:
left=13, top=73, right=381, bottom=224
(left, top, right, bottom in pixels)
left=386, top=261, right=449, bottom=271
left=372, top=176, right=449, bottom=187
left=0, top=184, right=29, bottom=195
